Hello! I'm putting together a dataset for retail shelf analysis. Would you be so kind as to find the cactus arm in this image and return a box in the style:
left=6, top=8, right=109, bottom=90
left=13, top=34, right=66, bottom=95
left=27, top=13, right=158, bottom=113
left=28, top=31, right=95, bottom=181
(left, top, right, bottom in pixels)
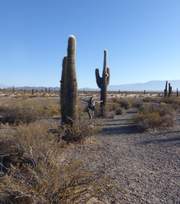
left=103, top=50, right=107, bottom=71
left=95, top=68, right=102, bottom=88
left=60, top=56, right=67, bottom=123
left=61, top=57, right=67, bottom=82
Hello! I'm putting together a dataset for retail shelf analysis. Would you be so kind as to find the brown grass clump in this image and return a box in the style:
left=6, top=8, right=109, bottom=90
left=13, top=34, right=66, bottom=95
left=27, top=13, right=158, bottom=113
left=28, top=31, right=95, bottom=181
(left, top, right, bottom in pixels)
left=0, top=121, right=99, bottom=203
left=130, top=98, right=143, bottom=109
left=0, top=97, right=59, bottom=124
left=111, top=97, right=130, bottom=110
left=134, top=103, right=175, bottom=131
left=160, top=96, right=180, bottom=110
left=61, top=120, right=100, bottom=143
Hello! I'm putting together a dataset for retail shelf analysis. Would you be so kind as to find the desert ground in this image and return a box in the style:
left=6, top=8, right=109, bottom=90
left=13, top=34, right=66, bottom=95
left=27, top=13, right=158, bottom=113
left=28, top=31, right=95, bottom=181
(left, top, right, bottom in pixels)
left=0, top=90, right=179, bottom=204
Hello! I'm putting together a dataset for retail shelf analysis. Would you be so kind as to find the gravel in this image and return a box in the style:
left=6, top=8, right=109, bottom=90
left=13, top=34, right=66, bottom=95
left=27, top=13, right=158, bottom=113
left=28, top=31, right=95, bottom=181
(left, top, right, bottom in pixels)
left=64, top=110, right=180, bottom=204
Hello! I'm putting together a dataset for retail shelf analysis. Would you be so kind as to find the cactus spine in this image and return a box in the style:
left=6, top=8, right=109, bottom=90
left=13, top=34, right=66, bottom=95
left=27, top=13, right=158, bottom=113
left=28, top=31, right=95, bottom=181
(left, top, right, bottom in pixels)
left=60, top=35, right=78, bottom=125
left=95, top=50, right=110, bottom=116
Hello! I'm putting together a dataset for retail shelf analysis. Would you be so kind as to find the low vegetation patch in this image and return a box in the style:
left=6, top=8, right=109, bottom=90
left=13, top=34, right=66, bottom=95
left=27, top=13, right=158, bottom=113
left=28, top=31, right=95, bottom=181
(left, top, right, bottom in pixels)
left=60, top=120, right=99, bottom=143
left=130, top=98, right=143, bottom=109
left=134, top=103, right=175, bottom=131
left=0, top=97, right=59, bottom=124
left=111, top=97, right=130, bottom=110
left=0, top=120, right=101, bottom=203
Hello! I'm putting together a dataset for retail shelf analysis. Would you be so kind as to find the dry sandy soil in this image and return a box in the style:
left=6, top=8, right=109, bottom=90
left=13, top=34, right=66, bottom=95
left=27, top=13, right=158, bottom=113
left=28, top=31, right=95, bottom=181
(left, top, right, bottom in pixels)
left=63, top=109, right=180, bottom=204
left=0, top=95, right=179, bottom=203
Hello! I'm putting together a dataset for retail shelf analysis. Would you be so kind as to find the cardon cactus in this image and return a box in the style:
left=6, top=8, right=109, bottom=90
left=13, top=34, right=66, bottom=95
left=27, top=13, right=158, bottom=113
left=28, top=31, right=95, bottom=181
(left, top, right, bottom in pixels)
left=168, top=83, right=172, bottom=97
left=60, top=35, right=78, bottom=125
left=164, top=81, right=168, bottom=97
left=95, top=50, right=110, bottom=116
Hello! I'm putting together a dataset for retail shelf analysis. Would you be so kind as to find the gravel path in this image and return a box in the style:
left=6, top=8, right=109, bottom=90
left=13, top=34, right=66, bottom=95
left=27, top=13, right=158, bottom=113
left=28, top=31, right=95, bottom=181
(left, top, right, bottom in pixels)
left=65, top=109, right=180, bottom=204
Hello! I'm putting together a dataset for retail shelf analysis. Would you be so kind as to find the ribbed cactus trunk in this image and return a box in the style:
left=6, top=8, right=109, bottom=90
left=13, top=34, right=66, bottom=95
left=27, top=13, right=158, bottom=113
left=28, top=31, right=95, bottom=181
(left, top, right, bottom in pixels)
left=164, top=81, right=168, bottom=97
left=60, top=36, right=78, bottom=125
left=168, top=83, right=172, bottom=97
left=95, top=50, right=110, bottom=117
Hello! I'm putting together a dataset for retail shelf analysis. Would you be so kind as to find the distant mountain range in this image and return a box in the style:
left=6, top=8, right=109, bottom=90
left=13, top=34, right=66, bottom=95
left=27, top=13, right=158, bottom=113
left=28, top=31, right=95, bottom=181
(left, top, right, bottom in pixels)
left=109, top=80, right=180, bottom=91
left=0, top=80, right=180, bottom=91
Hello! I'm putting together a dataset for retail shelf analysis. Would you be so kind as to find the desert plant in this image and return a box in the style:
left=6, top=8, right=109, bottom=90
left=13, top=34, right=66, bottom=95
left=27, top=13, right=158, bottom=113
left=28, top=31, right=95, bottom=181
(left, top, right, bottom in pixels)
left=0, top=97, right=59, bottom=124
left=115, top=108, right=123, bottom=115
left=61, top=120, right=98, bottom=143
left=31, top=89, right=34, bottom=96
left=111, top=97, right=130, bottom=110
left=118, top=98, right=130, bottom=109
left=0, top=121, right=98, bottom=203
left=60, top=35, right=78, bottom=125
left=134, top=103, right=175, bottom=131
left=95, top=50, right=110, bottom=117
left=131, top=98, right=143, bottom=109
left=168, top=83, right=172, bottom=97
left=164, top=81, right=168, bottom=97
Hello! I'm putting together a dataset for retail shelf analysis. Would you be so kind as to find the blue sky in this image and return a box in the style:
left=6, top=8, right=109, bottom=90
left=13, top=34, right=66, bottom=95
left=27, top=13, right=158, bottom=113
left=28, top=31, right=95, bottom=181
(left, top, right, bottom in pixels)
left=0, top=0, right=179, bottom=88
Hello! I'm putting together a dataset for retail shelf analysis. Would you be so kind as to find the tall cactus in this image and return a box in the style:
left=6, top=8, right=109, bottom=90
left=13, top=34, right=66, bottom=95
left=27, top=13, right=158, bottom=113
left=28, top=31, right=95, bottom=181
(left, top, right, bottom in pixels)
left=168, top=83, right=172, bottom=97
left=164, top=81, right=168, bottom=97
left=60, top=35, right=78, bottom=125
left=95, top=50, right=110, bottom=116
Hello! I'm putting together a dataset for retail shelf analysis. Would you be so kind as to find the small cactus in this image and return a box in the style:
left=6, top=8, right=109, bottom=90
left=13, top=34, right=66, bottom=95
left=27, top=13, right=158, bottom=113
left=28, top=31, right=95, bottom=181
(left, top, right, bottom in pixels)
left=95, top=50, right=110, bottom=116
left=60, top=35, right=78, bottom=125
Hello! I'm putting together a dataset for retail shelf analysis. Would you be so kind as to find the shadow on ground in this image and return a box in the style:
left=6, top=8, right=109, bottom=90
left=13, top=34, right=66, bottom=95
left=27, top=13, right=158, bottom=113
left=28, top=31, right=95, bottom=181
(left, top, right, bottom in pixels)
left=102, top=125, right=142, bottom=135
left=140, top=136, right=180, bottom=146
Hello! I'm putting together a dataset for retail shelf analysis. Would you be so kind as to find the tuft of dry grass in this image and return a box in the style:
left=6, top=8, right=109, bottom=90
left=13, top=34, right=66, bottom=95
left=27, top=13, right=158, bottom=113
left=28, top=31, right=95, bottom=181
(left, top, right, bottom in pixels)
left=134, top=103, right=175, bottom=131
left=0, top=119, right=103, bottom=203
left=60, top=120, right=100, bottom=143
left=0, top=97, right=59, bottom=124
left=111, top=97, right=130, bottom=110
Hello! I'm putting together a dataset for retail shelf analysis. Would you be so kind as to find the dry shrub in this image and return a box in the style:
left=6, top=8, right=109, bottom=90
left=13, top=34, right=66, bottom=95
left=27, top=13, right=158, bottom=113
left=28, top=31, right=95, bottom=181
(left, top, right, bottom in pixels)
left=0, top=121, right=99, bottom=203
left=118, top=98, right=130, bottom=109
left=161, top=96, right=180, bottom=110
left=105, top=97, right=129, bottom=117
left=61, top=120, right=99, bottom=143
left=0, top=97, right=59, bottom=124
left=134, top=103, right=175, bottom=131
left=115, top=108, right=123, bottom=115
left=142, top=97, right=161, bottom=104
left=111, top=97, right=130, bottom=109
left=130, top=98, right=143, bottom=109
left=142, top=96, right=180, bottom=111
left=107, top=102, right=119, bottom=112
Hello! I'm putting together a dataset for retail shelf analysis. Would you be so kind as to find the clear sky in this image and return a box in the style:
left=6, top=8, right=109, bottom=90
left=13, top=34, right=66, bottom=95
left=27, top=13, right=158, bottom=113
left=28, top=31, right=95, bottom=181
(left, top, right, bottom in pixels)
left=0, top=0, right=179, bottom=88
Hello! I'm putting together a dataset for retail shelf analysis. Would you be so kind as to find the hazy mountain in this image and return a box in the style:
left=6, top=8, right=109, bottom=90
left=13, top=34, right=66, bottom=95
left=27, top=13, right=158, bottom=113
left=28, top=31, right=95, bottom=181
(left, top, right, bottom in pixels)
left=0, top=85, right=60, bottom=91
left=1, top=80, right=180, bottom=92
left=109, top=80, right=180, bottom=91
